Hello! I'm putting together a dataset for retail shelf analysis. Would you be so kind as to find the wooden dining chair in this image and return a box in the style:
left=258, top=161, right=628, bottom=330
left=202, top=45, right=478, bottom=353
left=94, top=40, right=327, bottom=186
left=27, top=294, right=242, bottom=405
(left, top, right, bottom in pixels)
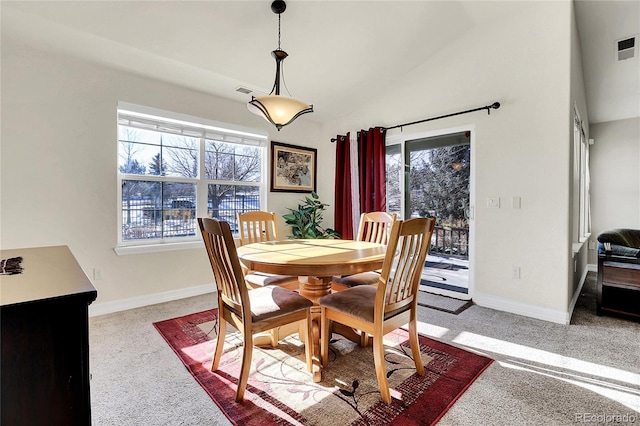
left=237, top=211, right=300, bottom=291
left=331, top=211, right=397, bottom=291
left=198, top=217, right=313, bottom=402
left=319, top=217, right=436, bottom=404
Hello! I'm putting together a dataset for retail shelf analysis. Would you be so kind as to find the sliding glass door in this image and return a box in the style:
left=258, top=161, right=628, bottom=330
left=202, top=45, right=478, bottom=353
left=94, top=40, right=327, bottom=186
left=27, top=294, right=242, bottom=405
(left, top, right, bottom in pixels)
left=386, top=130, right=472, bottom=298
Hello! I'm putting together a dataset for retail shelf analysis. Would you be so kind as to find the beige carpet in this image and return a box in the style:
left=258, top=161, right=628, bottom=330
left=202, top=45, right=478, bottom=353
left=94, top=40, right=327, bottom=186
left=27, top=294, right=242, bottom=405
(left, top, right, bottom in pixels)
left=89, top=272, right=640, bottom=425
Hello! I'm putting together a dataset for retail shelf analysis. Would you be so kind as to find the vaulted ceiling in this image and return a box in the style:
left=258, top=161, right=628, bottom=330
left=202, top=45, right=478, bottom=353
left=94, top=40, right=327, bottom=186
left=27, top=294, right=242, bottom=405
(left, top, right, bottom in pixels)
left=2, top=1, right=638, bottom=125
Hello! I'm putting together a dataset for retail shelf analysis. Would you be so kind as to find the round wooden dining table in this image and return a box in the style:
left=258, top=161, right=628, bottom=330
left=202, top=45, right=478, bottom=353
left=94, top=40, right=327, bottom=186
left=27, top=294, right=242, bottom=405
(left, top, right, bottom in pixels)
left=236, top=239, right=387, bottom=382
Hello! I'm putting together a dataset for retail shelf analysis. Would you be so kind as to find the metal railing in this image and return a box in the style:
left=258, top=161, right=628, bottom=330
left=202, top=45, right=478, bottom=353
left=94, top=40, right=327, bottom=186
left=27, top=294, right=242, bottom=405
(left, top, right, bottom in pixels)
left=121, top=195, right=260, bottom=240
left=429, top=226, right=469, bottom=258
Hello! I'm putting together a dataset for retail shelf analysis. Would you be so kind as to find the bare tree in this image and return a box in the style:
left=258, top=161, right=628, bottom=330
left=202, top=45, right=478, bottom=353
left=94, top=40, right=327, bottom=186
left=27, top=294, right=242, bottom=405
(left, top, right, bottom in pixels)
left=164, top=137, right=198, bottom=178
left=119, top=128, right=149, bottom=225
left=203, top=141, right=261, bottom=215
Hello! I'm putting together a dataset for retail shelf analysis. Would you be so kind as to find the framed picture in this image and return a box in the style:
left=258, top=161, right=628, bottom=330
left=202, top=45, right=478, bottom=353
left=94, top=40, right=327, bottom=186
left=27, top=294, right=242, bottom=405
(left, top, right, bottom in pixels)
left=271, top=141, right=317, bottom=193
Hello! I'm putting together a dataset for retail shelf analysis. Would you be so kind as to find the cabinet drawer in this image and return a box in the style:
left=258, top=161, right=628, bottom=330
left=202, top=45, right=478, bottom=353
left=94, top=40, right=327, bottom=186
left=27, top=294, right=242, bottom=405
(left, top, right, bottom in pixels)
left=602, top=263, right=640, bottom=288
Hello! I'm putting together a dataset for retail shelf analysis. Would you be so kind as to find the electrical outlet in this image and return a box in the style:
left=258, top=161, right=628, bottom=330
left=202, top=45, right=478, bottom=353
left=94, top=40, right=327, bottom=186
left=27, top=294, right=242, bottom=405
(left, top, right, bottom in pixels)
left=589, top=240, right=596, bottom=250
left=512, top=266, right=520, bottom=279
left=487, top=197, right=500, bottom=208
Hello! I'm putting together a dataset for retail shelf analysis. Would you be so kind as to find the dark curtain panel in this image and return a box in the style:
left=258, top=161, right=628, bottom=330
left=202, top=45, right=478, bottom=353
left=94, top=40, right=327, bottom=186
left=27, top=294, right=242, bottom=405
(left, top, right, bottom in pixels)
left=358, top=127, right=387, bottom=213
left=333, top=133, right=353, bottom=239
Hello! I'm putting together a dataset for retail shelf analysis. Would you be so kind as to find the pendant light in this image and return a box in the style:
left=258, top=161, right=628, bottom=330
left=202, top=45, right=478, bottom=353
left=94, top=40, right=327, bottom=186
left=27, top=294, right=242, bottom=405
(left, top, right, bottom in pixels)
left=247, top=0, right=313, bottom=131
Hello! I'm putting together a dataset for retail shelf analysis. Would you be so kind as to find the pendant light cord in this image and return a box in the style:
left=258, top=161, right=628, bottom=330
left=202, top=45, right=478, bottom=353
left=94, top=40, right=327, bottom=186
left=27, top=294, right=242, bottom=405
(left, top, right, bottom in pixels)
left=278, top=13, right=282, bottom=50
left=276, top=11, right=293, bottom=97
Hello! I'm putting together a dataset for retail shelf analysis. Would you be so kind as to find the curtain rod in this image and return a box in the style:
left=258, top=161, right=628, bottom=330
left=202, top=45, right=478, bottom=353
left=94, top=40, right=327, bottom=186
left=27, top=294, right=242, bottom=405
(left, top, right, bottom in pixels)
left=330, top=101, right=500, bottom=143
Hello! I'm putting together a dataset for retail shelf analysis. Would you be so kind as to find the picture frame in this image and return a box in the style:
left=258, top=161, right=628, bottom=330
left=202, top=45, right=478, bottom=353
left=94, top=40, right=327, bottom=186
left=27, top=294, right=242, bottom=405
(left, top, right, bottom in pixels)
left=270, top=141, right=317, bottom=193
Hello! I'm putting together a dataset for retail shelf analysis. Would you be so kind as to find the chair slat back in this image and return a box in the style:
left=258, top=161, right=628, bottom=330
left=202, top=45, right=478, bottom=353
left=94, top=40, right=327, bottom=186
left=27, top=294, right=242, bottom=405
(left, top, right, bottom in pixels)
left=238, top=211, right=279, bottom=245
left=377, top=218, right=436, bottom=313
left=357, top=212, right=397, bottom=245
left=199, top=218, right=249, bottom=315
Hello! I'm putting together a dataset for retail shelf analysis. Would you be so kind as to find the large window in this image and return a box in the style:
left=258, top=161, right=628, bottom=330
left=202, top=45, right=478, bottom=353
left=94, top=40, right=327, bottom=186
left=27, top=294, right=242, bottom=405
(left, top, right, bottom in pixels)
left=117, top=103, right=267, bottom=247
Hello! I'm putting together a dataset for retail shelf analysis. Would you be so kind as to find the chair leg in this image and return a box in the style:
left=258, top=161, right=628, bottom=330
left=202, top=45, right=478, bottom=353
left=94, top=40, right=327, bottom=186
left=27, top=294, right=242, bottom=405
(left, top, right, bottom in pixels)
left=408, top=317, right=424, bottom=375
left=235, top=333, right=254, bottom=402
left=373, top=333, right=391, bottom=404
left=360, top=331, right=370, bottom=347
left=211, top=318, right=227, bottom=372
left=320, top=308, right=330, bottom=368
left=304, top=313, right=313, bottom=372
left=270, top=327, right=280, bottom=347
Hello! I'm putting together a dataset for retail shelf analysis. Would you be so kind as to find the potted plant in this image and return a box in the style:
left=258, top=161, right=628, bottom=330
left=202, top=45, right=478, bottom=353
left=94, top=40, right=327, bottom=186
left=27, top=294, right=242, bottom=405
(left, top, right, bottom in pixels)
left=283, top=192, right=340, bottom=239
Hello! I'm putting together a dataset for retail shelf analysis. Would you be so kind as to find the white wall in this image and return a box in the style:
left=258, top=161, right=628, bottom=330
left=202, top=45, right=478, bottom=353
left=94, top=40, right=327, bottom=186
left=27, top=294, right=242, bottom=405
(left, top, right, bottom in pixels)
left=0, top=35, right=329, bottom=313
left=589, top=117, right=640, bottom=264
left=323, top=1, right=576, bottom=322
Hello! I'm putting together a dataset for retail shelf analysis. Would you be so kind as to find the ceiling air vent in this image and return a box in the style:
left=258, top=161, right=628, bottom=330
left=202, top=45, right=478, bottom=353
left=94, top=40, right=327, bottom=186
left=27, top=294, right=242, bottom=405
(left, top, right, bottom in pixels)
left=235, top=86, right=253, bottom=95
left=617, top=36, right=637, bottom=61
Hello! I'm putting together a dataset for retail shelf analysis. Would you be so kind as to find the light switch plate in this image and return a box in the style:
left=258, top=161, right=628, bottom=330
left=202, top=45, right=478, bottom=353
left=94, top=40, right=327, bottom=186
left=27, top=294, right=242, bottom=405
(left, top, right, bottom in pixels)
left=487, top=197, right=500, bottom=208
left=512, top=196, right=521, bottom=209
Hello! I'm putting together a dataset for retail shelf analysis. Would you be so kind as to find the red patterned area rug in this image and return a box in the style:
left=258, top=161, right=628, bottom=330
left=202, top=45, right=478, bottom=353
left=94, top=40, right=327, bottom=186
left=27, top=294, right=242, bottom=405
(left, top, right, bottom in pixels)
left=153, top=309, right=493, bottom=426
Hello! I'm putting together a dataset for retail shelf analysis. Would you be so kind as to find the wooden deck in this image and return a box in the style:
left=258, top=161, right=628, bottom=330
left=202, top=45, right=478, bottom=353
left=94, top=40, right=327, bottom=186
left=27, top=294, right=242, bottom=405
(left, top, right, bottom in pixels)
left=420, top=254, right=470, bottom=300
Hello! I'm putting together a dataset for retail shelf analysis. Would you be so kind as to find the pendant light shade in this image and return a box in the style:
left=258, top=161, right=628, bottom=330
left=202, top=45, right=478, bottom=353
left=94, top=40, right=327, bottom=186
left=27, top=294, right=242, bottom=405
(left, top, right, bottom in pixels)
left=247, top=1, right=313, bottom=131
left=248, top=94, right=313, bottom=129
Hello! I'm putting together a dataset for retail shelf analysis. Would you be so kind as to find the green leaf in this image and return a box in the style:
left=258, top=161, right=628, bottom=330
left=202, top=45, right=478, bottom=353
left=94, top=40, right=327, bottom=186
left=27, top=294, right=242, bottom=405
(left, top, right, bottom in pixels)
left=283, top=192, right=334, bottom=239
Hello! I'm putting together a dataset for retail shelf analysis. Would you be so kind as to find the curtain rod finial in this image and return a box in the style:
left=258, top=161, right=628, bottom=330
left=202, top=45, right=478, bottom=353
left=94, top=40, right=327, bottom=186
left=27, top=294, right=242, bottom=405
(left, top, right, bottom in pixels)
left=487, top=102, right=500, bottom=115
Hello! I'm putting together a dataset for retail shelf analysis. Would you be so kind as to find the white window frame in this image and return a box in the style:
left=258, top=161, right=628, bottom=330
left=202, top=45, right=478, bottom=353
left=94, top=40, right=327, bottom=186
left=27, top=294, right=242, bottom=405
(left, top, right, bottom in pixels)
left=115, top=102, right=268, bottom=255
left=573, top=105, right=591, bottom=246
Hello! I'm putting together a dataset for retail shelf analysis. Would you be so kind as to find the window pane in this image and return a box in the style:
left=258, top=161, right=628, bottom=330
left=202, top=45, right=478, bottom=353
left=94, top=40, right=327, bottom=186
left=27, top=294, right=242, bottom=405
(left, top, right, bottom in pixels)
left=118, top=126, right=162, bottom=176
left=204, top=140, right=261, bottom=182
left=162, top=183, right=197, bottom=238
left=121, top=180, right=162, bottom=240
left=208, top=184, right=260, bottom=232
left=118, top=126, right=162, bottom=145
left=118, top=142, right=160, bottom=176
left=204, top=141, right=235, bottom=181
left=163, top=135, right=198, bottom=178
left=121, top=180, right=196, bottom=240
left=234, top=145, right=261, bottom=182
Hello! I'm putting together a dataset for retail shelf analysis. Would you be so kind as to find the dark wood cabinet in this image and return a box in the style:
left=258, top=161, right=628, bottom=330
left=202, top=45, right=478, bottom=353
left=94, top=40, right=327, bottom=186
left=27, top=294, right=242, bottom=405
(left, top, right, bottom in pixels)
left=597, top=256, right=640, bottom=320
left=1, top=246, right=97, bottom=426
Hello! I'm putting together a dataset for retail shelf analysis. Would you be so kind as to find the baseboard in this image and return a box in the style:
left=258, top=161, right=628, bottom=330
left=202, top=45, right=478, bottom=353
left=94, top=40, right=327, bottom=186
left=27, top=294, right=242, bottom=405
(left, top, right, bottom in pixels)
left=473, top=292, right=569, bottom=324
left=89, top=283, right=215, bottom=317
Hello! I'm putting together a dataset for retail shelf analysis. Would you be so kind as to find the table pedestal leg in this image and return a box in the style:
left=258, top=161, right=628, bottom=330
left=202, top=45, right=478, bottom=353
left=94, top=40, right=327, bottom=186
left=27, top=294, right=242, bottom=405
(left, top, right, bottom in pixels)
left=298, top=276, right=331, bottom=383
